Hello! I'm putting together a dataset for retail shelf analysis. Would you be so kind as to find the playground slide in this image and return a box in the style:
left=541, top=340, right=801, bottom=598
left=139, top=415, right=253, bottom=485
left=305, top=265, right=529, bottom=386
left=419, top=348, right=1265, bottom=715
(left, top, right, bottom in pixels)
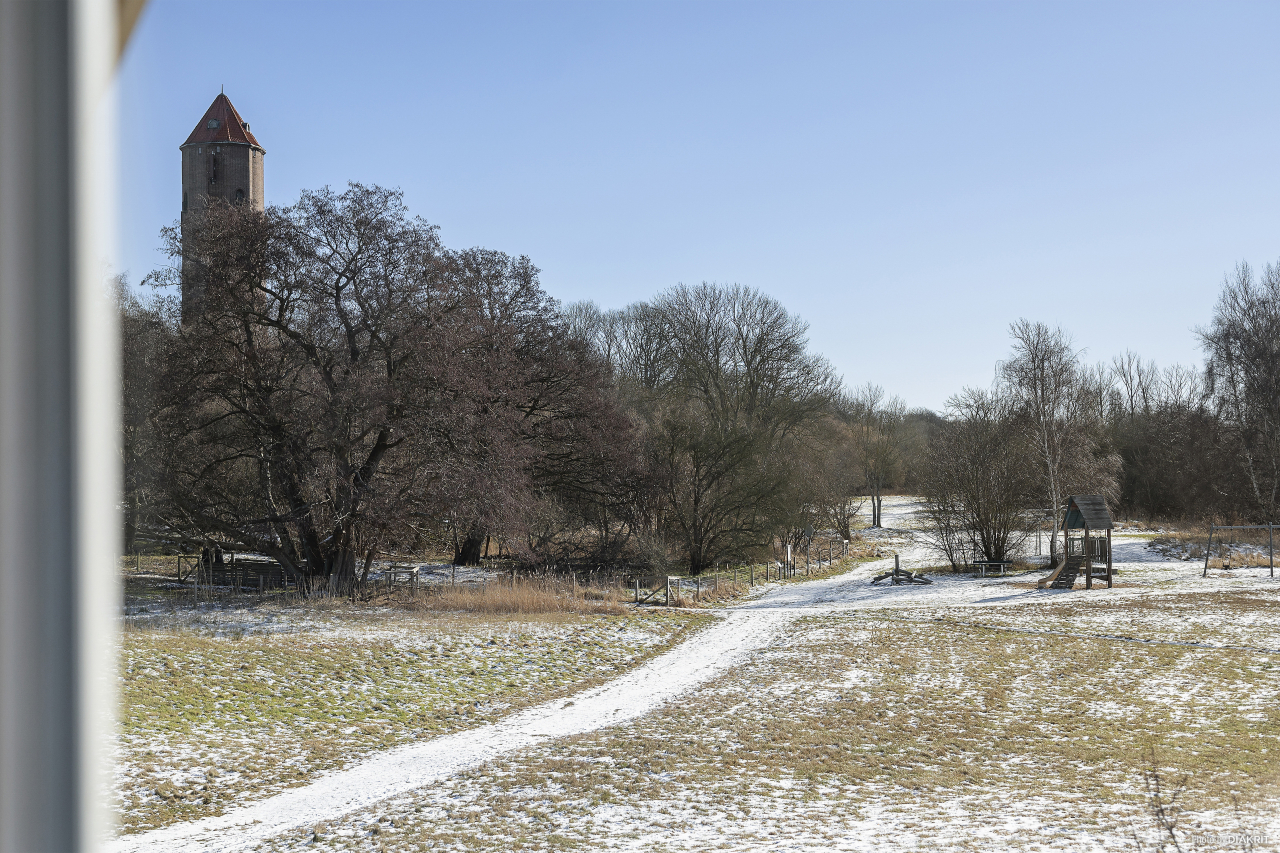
left=1036, top=556, right=1066, bottom=589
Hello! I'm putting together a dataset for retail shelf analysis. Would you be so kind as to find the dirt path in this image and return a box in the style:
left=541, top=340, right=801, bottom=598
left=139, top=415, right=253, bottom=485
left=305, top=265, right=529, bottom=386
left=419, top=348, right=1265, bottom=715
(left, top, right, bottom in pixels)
left=111, top=517, right=1279, bottom=853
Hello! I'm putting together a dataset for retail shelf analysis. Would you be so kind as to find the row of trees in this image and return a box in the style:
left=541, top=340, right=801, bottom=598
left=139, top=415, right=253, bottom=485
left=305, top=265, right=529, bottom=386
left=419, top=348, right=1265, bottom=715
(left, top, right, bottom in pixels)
left=124, top=182, right=1279, bottom=583
left=920, top=266, right=1280, bottom=565
left=123, top=184, right=918, bottom=586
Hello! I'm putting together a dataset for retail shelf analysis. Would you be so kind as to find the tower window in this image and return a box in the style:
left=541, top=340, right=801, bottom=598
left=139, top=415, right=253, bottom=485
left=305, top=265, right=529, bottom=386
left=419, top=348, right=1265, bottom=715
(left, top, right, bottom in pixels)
left=235, top=189, right=245, bottom=204
left=183, top=192, right=188, bottom=212
left=207, top=119, right=220, bottom=129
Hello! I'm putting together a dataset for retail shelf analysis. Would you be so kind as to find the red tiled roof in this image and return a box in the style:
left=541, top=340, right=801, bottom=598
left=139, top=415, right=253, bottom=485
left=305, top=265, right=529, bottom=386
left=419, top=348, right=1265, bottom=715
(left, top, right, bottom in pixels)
left=181, top=93, right=263, bottom=149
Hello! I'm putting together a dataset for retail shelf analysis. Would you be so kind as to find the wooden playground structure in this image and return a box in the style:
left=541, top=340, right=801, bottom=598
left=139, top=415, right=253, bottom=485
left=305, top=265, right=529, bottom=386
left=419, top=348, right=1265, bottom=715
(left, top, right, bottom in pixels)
left=1038, top=495, right=1114, bottom=590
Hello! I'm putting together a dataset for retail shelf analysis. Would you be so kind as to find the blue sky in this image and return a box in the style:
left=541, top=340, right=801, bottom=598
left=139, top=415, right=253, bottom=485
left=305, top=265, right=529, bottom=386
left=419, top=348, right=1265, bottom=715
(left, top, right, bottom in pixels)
left=119, top=1, right=1280, bottom=410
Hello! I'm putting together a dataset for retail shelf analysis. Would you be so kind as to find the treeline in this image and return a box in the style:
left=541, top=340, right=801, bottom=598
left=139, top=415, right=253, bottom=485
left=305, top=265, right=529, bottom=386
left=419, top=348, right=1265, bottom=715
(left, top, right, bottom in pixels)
left=921, top=266, right=1280, bottom=566
left=123, top=183, right=1279, bottom=586
left=122, top=184, right=922, bottom=587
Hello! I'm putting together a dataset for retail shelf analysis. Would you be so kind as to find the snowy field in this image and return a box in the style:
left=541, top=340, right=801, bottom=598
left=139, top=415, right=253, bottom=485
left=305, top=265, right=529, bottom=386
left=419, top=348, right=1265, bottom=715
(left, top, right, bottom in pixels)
left=114, top=497, right=1280, bottom=852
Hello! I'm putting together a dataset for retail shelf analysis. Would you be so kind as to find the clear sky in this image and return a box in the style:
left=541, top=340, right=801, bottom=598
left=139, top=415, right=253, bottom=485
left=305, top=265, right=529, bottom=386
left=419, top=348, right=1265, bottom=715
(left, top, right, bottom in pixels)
left=119, top=0, right=1280, bottom=411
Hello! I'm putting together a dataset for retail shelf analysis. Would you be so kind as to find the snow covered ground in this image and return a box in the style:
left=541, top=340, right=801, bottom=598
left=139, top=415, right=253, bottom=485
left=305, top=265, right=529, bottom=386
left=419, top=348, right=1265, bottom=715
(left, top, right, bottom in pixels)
left=112, top=500, right=1280, bottom=852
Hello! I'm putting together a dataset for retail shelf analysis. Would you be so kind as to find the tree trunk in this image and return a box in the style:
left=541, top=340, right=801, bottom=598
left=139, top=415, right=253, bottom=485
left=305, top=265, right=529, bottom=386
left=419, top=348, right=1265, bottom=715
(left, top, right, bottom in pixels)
left=123, top=491, right=138, bottom=556
left=330, top=548, right=359, bottom=595
left=454, top=530, right=485, bottom=566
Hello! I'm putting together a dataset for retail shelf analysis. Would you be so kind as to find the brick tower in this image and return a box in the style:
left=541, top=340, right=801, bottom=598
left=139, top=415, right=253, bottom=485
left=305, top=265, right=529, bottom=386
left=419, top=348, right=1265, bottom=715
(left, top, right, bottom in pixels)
left=180, top=92, right=265, bottom=317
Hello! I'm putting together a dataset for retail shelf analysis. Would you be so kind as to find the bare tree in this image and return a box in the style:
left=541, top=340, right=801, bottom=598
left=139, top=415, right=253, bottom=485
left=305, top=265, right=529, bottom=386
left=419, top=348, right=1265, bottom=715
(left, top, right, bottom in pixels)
left=119, top=279, right=171, bottom=555
left=918, top=387, right=1039, bottom=567
left=1200, top=261, right=1280, bottom=521
left=810, top=416, right=866, bottom=541
left=1000, top=321, right=1094, bottom=558
left=612, top=283, right=840, bottom=572
left=848, top=383, right=906, bottom=527
left=148, top=183, right=629, bottom=588
left=1112, top=349, right=1162, bottom=419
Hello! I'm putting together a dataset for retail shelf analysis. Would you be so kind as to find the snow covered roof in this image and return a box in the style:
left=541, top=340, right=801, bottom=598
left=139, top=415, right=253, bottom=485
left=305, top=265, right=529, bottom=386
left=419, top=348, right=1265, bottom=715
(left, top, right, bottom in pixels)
left=1063, top=495, right=1113, bottom=530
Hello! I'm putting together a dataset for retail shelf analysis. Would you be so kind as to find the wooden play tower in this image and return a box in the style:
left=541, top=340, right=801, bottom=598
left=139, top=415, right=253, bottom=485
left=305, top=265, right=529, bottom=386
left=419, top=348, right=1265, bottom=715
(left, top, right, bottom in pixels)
left=1038, top=495, right=1114, bottom=589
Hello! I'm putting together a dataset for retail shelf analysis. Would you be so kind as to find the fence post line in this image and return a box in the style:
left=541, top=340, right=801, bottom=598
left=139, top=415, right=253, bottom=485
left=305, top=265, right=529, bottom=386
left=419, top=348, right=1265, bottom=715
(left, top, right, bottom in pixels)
left=1203, top=525, right=1214, bottom=577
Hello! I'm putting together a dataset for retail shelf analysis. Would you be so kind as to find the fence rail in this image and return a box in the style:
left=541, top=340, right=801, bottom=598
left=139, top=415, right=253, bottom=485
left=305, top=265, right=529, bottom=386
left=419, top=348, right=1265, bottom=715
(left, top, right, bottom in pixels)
left=126, top=541, right=860, bottom=607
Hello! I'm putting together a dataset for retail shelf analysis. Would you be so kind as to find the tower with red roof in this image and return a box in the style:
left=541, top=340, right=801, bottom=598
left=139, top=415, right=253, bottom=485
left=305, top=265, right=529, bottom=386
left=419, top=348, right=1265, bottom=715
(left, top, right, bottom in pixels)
left=179, top=92, right=264, bottom=316
left=180, top=92, right=264, bottom=217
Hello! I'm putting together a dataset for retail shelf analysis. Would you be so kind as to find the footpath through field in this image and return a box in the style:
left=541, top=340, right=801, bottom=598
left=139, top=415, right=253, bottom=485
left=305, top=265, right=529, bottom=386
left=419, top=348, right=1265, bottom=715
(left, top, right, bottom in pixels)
left=111, top=499, right=1278, bottom=853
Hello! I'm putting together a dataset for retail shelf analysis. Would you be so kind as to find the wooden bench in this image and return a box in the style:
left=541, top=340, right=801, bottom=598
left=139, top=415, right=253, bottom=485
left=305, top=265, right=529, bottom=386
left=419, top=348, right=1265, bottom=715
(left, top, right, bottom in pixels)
left=973, top=560, right=1013, bottom=577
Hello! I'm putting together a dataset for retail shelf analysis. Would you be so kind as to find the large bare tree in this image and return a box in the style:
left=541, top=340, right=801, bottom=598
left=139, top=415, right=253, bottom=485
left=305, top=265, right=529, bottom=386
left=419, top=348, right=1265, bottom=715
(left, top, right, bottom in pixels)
left=1200, top=262, right=1280, bottom=521
left=147, top=183, right=627, bottom=588
left=919, top=386, right=1039, bottom=567
left=597, top=283, right=840, bottom=572
left=999, top=321, right=1097, bottom=558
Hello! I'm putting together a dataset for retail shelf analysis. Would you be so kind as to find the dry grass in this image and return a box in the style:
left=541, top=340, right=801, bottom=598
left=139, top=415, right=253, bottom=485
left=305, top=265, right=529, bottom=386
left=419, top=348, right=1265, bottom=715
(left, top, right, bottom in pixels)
left=265, top=612, right=1279, bottom=852
left=116, top=607, right=710, bottom=834
left=403, top=579, right=627, bottom=615
left=919, top=589, right=1280, bottom=650
left=1152, top=527, right=1277, bottom=569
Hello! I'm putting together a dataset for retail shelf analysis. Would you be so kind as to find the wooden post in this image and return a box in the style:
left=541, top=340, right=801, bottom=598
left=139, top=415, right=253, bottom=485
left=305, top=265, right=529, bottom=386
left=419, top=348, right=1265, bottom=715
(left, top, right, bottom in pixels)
left=750, top=565, right=754, bottom=586
left=1270, top=524, right=1274, bottom=578
left=1203, top=525, right=1214, bottom=577
left=1085, top=519, right=1093, bottom=590
left=634, top=579, right=639, bottom=603
left=696, top=576, right=700, bottom=600
left=451, top=564, right=457, bottom=588
left=1106, top=527, right=1113, bottom=588
left=665, top=576, right=671, bottom=607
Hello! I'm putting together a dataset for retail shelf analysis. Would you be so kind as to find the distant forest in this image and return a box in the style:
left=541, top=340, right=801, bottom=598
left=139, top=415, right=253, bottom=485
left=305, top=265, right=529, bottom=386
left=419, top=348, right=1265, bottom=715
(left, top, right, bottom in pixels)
left=120, top=183, right=1280, bottom=586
